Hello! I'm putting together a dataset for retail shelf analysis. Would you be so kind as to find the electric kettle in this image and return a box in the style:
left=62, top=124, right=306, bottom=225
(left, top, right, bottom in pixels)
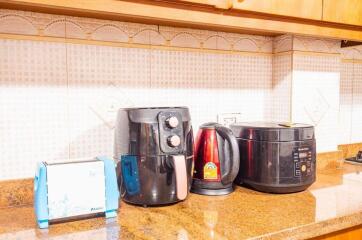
left=114, top=107, right=194, bottom=206
left=191, top=122, right=239, bottom=195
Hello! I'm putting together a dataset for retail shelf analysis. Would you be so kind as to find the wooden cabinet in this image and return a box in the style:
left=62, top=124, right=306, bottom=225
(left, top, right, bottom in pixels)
left=323, top=0, right=362, bottom=26
left=178, top=0, right=233, bottom=9
left=310, top=226, right=362, bottom=240
left=179, top=0, right=323, bottom=19
left=0, top=0, right=362, bottom=40
left=231, top=0, right=323, bottom=20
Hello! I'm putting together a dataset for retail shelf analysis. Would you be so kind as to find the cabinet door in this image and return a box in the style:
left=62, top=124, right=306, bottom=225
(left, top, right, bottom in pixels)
left=231, top=0, right=322, bottom=20
left=178, top=0, right=233, bottom=9
left=323, top=0, right=362, bottom=26
left=310, top=226, right=362, bottom=240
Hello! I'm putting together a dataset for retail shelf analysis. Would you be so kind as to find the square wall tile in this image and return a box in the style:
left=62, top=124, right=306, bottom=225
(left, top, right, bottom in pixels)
left=0, top=39, right=68, bottom=180
left=216, top=54, right=272, bottom=122
left=292, top=54, right=340, bottom=152
left=351, top=63, right=362, bottom=143
left=339, top=62, right=354, bottom=144
left=150, top=49, right=219, bottom=130
left=66, top=44, right=151, bottom=159
left=267, top=53, right=292, bottom=122
left=149, top=50, right=273, bottom=130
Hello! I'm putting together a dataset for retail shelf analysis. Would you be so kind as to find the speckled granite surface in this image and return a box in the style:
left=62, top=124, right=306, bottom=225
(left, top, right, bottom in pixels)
left=316, top=151, right=343, bottom=170
left=0, top=164, right=361, bottom=240
left=0, top=178, right=33, bottom=208
left=338, top=142, right=362, bottom=159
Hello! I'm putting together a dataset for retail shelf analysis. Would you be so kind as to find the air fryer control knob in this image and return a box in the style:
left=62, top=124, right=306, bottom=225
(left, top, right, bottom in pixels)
left=167, top=135, right=181, bottom=147
left=165, top=116, right=179, bottom=128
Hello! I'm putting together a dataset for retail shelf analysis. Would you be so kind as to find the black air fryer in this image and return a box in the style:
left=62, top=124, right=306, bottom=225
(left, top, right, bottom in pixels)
left=114, top=107, right=193, bottom=206
left=230, top=122, right=316, bottom=193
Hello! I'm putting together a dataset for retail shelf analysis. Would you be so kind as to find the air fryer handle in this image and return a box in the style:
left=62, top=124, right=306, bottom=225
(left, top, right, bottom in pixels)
left=216, top=126, right=240, bottom=185
left=170, top=155, right=188, bottom=200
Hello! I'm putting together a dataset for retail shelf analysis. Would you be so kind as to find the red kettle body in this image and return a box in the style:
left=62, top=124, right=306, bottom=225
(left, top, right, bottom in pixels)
left=191, top=123, right=240, bottom=195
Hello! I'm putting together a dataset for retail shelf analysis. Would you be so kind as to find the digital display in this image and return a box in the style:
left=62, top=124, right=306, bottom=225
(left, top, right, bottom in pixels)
left=299, top=152, right=308, bottom=158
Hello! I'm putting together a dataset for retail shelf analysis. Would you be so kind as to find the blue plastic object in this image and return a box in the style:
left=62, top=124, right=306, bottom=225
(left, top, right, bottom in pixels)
left=121, top=155, right=140, bottom=195
left=34, top=157, right=120, bottom=229
left=34, top=162, right=49, bottom=229
left=96, top=156, right=120, bottom=218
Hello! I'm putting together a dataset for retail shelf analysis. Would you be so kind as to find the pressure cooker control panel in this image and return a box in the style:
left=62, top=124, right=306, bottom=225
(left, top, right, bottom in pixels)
left=293, top=146, right=313, bottom=178
left=158, top=111, right=184, bottom=153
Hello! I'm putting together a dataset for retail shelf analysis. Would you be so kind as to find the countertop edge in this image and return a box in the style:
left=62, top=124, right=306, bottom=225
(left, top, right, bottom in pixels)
left=252, top=211, right=362, bottom=240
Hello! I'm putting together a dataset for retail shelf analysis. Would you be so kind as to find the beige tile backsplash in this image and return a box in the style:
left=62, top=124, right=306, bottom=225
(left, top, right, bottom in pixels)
left=0, top=9, right=362, bottom=180
left=0, top=39, right=272, bottom=180
left=292, top=54, right=341, bottom=152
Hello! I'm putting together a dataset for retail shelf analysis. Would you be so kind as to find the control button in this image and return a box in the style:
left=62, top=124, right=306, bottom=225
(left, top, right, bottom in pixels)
left=165, top=116, right=179, bottom=128
left=167, top=135, right=181, bottom=147
left=295, top=162, right=300, bottom=168
left=295, top=170, right=301, bottom=176
left=301, top=165, right=307, bottom=172
left=306, top=161, right=311, bottom=167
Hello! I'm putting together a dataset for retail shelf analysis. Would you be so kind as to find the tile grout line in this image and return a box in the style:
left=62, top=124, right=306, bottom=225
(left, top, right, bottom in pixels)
left=289, top=36, right=294, bottom=124
left=64, top=16, right=71, bottom=160
left=350, top=61, right=355, bottom=143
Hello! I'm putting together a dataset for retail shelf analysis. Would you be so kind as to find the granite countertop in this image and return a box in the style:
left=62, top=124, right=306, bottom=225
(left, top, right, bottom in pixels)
left=0, top=164, right=361, bottom=240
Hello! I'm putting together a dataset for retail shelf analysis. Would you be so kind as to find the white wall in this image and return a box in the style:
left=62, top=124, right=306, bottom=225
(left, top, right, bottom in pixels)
left=0, top=39, right=272, bottom=180
left=292, top=55, right=340, bottom=152
left=1, top=8, right=361, bottom=180
left=339, top=47, right=362, bottom=144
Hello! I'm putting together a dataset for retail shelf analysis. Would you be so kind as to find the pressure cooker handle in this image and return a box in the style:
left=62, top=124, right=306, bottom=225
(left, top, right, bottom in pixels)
left=216, top=125, right=240, bottom=185
left=170, top=155, right=188, bottom=200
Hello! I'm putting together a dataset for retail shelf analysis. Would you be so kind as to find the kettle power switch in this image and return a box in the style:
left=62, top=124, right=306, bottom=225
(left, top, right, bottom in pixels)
left=166, top=116, right=179, bottom=128
left=167, top=135, right=181, bottom=147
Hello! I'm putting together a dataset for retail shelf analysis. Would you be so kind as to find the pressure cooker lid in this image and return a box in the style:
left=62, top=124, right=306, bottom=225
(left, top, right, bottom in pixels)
left=229, top=122, right=315, bottom=142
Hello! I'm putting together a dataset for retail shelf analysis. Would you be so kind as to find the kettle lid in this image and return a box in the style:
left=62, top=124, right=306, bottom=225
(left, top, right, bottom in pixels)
left=199, top=122, right=222, bottom=129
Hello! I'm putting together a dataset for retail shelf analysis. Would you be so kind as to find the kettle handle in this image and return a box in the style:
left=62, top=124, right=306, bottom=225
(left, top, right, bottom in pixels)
left=216, top=125, right=240, bottom=185
left=170, top=155, right=188, bottom=200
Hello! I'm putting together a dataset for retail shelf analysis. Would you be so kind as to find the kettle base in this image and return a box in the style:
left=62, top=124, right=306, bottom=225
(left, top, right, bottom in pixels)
left=190, top=186, right=233, bottom=196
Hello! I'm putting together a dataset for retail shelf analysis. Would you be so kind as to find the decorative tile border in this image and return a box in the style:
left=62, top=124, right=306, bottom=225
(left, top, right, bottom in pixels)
left=0, top=32, right=273, bottom=57
left=273, top=34, right=293, bottom=53
left=273, top=34, right=341, bottom=55
left=0, top=8, right=273, bottom=53
left=292, top=35, right=341, bottom=54
left=0, top=8, right=353, bottom=58
left=340, top=45, right=362, bottom=60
